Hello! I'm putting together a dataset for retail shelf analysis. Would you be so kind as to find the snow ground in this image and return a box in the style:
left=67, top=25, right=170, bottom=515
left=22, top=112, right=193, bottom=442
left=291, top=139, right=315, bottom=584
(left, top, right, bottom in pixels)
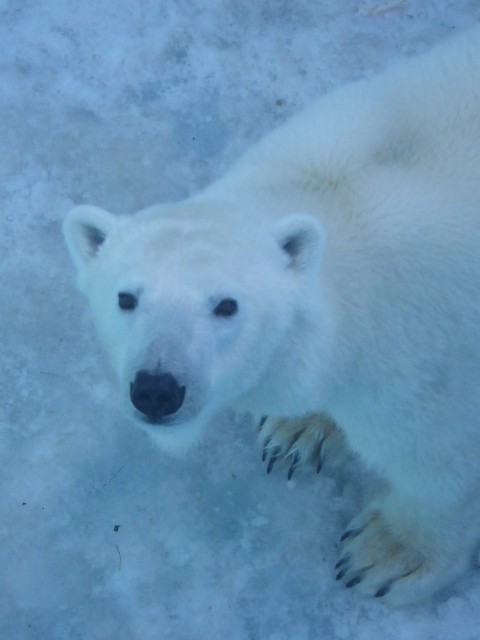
left=1, top=1, right=480, bottom=638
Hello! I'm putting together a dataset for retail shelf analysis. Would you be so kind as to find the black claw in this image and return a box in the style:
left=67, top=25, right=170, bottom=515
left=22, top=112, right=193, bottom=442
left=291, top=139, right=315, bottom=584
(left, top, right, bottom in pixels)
left=336, top=568, right=348, bottom=581
left=375, top=584, right=392, bottom=598
left=262, top=436, right=272, bottom=462
left=346, top=575, right=363, bottom=589
left=314, top=436, right=326, bottom=473
left=335, top=554, right=350, bottom=570
left=340, top=527, right=363, bottom=543
left=258, top=415, right=268, bottom=429
left=287, top=452, right=301, bottom=481
left=267, top=446, right=281, bottom=474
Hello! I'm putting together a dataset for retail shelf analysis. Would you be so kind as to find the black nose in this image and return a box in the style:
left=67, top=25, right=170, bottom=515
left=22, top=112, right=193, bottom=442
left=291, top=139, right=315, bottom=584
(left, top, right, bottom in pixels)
left=130, top=370, right=186, bottom=421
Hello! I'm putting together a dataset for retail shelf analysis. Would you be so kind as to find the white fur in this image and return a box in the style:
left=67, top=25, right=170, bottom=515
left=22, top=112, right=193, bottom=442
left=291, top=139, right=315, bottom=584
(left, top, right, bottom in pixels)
left=64, top=26, right=480, bottom=603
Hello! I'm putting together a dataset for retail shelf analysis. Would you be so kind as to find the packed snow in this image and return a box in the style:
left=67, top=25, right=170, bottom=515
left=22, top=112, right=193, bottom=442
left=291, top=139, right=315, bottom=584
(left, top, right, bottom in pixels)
left=1, top=1, right=480, bottom=638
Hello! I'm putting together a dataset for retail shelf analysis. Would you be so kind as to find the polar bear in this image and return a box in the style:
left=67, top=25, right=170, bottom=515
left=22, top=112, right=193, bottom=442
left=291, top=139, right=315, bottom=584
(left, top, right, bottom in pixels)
left=63, top=26, right=480, bottom=605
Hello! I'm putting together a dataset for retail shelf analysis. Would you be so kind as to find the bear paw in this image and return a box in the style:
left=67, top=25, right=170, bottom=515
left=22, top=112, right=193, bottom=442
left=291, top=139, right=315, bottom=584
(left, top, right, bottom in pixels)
left=258, top=413, right=345, bottom=480
left=336, top=505, right=457, bottom=605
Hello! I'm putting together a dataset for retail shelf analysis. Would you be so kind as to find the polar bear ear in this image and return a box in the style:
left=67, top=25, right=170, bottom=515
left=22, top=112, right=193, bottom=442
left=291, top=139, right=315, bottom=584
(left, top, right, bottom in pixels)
left=63, top=205, right=117, bottom=272
left=274, top=213, right=326, bottom=274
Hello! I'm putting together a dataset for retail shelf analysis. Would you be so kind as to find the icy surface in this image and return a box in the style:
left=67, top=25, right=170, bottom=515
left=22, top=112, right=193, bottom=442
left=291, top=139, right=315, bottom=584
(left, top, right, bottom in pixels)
left=1, top=1, right=480, bottom=638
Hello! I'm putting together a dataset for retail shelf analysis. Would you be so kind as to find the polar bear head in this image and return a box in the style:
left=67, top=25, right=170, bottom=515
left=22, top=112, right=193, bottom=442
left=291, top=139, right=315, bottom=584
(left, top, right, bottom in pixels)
left=63, top=201, right=325, bottom=450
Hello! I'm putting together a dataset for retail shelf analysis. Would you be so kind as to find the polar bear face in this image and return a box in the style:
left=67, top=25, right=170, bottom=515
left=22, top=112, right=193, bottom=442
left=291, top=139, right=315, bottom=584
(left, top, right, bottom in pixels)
left=63, top=202, right=325, bottom=449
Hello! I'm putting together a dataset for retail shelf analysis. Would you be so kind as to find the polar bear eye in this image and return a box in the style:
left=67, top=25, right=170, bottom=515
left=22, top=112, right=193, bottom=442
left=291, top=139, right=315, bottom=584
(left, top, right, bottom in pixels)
left=213, top=298, right=238, bottom=317
left=118, top=292, right=138, bottom=311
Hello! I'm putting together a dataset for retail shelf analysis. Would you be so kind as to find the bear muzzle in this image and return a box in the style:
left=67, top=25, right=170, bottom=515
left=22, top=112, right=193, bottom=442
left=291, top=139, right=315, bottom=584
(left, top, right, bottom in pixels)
left=129, top=370, right=186, bottom=423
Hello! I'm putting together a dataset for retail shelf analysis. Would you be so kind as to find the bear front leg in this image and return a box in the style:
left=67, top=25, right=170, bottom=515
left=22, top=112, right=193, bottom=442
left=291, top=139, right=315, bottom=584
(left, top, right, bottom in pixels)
left=258, top=413, right=347, bottom=479
left=335, top=491, right=478, bottom=605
